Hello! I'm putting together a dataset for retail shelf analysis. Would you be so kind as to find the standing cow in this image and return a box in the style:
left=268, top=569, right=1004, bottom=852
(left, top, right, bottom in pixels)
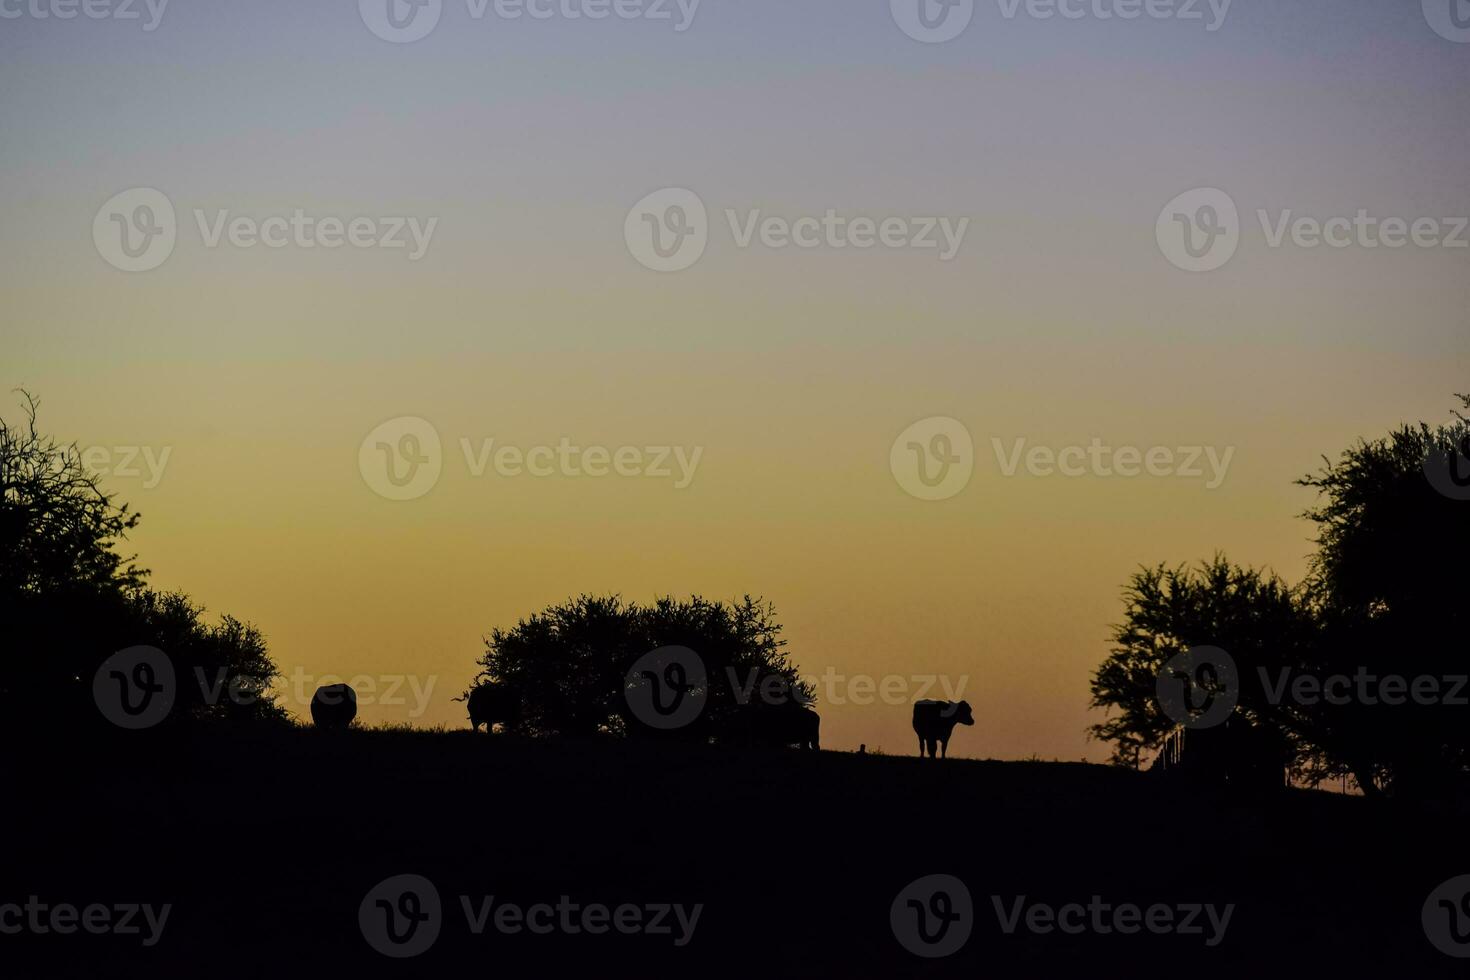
left=912, top=700, right=974, bottom=758
left=463, top=682, right=520, bottom=734
left=310, top=683, right=357, bottom=730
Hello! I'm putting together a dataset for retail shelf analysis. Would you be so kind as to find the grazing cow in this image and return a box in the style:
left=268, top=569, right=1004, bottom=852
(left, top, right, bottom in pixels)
left=912, top=700, right=974, bottom=758
left=310, top=683, right=357, bottom=730
left=464, top=683, right=520, bottom=734
left=729, top=699, right=821, bottom=750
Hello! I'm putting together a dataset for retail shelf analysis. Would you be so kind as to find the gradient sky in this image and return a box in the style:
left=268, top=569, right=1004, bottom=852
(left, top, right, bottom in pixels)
left=3, top=0, right=1467, bottom=758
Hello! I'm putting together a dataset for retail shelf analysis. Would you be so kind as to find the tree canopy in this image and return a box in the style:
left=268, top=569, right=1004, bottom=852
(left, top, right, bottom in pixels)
left=1090, top=394, right=1470, bottom=798
left=0, top=393, right=284, bottom=731
left=467, top=593, right=811, bottom=740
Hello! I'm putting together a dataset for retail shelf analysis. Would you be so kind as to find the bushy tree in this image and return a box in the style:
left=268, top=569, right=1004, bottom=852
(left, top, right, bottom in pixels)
left=1088, top=556, right=1313, bottom=771
left=1091, top=395, right=1470, bottom=799
left=468, top=594, right=811, bottom=740
left=1294, top=394, right=1470, bottom=797
left=0, top=393, right=284, bottom=730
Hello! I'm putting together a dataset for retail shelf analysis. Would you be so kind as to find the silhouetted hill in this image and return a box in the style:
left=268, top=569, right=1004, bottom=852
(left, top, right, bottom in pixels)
left=10, top=731, right=1468, bottom=977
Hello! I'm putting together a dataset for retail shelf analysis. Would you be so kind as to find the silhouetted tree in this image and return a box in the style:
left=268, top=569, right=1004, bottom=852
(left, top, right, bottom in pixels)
left=1088, top=556, right=1312, bottom=772
left=1092, top=395, right=1470, bottom=799
left=0, top=393, right=284, bottom=730
left=467, top=594, right=811, bottom=740
left=1294, top=394, right=1470, bottom=797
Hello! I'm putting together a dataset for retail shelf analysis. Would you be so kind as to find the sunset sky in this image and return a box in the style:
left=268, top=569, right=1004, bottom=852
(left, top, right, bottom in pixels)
left=4, top=0, right=1467, bottom=758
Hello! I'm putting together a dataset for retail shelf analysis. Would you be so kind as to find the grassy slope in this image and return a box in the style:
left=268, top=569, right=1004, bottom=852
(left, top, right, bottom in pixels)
left=10, top=729, right=1468, bottom=977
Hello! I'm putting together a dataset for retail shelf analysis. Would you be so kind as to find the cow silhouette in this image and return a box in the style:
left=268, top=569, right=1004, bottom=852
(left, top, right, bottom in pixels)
left=912, top=699, right=974, bottom=758
left=463, top=682, right=520, bottom=733
left=728, top=698, right=820, bottom=750
left=310, top=683, right=357, bottom=730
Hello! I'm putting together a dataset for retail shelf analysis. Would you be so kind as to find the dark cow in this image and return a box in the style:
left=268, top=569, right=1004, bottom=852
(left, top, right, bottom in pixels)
left=310, top=683, right=357, bottom=730
left=464, top=683, right=520, bottom=733
left=912, top=699, right=974, bottom=758
left=729, top=698, right=820, bottom=750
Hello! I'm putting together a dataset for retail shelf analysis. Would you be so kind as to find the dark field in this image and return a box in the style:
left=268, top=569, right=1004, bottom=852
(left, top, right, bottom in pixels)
left=8, top=730, right=1467, bottom=977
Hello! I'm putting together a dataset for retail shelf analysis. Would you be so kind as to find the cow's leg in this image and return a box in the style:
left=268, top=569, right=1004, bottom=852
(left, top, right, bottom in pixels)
left=940, top=736, right=948, bottom=759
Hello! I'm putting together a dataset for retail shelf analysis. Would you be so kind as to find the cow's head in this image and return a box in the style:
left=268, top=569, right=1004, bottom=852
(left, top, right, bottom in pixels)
left=948, top=700, right=975, bottom=726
